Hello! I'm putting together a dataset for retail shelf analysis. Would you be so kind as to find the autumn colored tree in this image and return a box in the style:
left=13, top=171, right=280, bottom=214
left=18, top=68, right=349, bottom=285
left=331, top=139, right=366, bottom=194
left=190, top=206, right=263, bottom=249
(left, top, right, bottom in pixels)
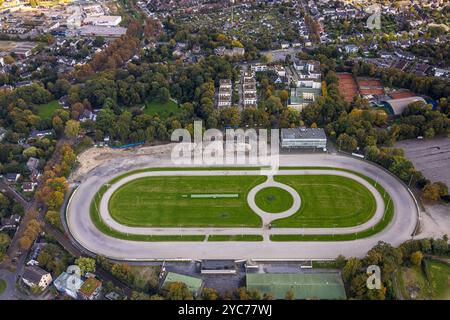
left=410, top=251, right=423, bottom=266
left=164, top=282, right=193, bottom=300
left=64, top=120, right=80, bottom=138
left=19, top=219, right=42, bottom=250
left=201, top=288, right=219, bottom=300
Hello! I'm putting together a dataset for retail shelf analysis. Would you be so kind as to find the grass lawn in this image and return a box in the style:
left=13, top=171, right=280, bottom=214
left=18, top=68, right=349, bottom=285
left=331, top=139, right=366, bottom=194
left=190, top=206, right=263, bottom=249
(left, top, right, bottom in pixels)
left=87, top=167, right=393, bottom=242
left=426, top=260, right=450, bottom=299
left=272, top=175, right=376, bottom=228
left=108, top=176, right=265, bottom=227
left=397, top=266, right=433, bottom=300
left=208, top=235, right=264, bottom=241
left=255, top=187, right=293, bottom=213
left=35, top=100, right=61, bottom=120
left=0, top=279, right=6, bottom=295
left=143, top=99, right=179, bottom=118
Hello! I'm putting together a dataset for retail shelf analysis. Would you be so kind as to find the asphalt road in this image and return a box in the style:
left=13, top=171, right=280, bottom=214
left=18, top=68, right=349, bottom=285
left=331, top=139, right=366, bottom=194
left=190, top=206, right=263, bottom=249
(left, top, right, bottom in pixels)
left=66, top=152, right=418, bottom=261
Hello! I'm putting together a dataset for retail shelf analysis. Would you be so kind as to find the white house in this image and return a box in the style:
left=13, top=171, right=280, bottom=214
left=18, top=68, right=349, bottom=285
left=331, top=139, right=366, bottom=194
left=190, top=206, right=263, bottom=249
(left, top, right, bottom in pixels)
left=22, top=266, right=53, bottom=290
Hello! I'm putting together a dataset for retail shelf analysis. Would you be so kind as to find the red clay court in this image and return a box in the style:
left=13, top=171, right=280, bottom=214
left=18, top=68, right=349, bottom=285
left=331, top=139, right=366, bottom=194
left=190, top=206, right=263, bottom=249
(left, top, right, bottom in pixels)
left=389, top=90, right=415, bottom=99
left=356, top=77, right=385, bottom=96
left=337, top=73, right=358, bottom=103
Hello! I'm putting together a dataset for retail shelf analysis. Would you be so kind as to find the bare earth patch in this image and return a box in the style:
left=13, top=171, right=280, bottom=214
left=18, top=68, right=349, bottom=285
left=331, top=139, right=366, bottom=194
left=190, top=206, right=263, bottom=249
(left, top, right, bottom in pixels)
left=71, top=143, right=177, bottom=181
left=418, top=203, right=450, bottom=239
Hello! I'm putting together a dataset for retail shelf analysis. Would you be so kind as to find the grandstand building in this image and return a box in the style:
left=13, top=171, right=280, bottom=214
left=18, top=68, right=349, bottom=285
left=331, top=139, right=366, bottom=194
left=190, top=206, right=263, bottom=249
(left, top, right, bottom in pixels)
left=281, top=128, right=327, bottom=150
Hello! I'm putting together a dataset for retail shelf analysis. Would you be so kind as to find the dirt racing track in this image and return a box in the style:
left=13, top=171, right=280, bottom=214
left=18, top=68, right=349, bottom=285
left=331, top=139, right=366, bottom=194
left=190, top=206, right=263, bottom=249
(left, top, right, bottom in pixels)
left=66, top=152, right=419, bottom=261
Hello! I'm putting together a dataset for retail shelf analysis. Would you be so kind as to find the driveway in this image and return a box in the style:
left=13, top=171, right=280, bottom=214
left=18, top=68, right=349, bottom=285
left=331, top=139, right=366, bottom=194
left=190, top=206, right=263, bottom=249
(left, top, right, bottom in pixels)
left=0, top=269, right=17, bottom=300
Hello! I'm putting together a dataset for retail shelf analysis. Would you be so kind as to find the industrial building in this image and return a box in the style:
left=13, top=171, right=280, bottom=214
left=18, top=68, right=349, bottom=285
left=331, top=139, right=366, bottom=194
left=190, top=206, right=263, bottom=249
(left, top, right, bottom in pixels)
left=83, top=16, right=122, bottom=27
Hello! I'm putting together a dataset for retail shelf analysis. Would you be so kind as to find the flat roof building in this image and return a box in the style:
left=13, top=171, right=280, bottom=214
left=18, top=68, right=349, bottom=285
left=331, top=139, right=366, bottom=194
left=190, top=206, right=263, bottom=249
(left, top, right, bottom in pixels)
left=83, top=16, right=122, bottom=27
left=281, top=128, right=327, bottom=150
left=79, top=26, right=127, bottom=38
left=201, top=260, right=236, bottom=274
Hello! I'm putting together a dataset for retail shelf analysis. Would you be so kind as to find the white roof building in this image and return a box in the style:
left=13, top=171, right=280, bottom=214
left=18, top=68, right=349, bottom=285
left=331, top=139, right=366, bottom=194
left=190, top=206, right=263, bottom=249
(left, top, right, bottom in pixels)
left=83, top=16, right=122, bottom=27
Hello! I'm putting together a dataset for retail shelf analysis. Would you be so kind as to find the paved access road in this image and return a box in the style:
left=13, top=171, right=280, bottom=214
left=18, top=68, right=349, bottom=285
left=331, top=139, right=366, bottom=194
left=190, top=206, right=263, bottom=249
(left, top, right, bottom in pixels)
left=66, top=152, right=418, bottom=260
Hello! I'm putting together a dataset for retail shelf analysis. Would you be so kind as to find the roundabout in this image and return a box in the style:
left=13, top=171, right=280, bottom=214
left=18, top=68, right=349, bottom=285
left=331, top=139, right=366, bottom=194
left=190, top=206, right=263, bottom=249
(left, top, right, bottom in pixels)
left=66, top=152, right=419, bottom=260
left=248, top=176, right=301, bottom=223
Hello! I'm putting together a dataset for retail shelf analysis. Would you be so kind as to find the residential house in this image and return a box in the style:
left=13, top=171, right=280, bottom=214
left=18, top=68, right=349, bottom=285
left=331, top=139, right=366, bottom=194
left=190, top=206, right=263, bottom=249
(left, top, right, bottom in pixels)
left=22, top=266, right=53, bottom=290
left=242, top=73, right=257, bottom=108
left=29, top=130, right=53, bottom=140
left=26, top=157, right=39, bottom=172
left=344, top=44, right=359, bottom=54
left=5, top=173, right=21, bottom=183
left=0, top=127, right=6, bottom=142
left=54, top=271, right=85, bottom=299
left=30, top=170, right=41, bottom=184
left=22, top=182, right=35, bottom=193
left=0, top=214, right=21, bottom=230
left=78, top=277, right=102, bottom=300
left=280, top=42, right=290, bottom=49
left=217, top=79, right=232, bottom=108
left=251, top=63, right=268, bottom=73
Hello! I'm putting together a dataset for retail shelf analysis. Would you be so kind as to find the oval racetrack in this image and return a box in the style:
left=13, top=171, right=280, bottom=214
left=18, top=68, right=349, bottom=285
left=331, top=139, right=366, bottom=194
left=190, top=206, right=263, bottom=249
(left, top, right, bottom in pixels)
left=66, top=152, right=418, bottom=261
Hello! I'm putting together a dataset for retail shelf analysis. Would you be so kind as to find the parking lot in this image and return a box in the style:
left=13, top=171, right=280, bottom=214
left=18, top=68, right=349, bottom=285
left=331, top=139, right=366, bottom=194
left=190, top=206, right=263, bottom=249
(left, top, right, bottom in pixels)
left=396, top=137, right=450, bottom=187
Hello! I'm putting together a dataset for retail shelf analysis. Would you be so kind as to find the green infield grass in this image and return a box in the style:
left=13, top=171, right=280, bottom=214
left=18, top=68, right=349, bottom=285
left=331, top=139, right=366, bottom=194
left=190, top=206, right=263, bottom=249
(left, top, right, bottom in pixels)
left=84, top=167, right=394, bottom=242
left=271, top=175, right=376, bottom=228
left=255, top=187, right=294, bottom=213
left=108, top=175, right=265, bottom=227
left=207, top=235, right=264, bottom=241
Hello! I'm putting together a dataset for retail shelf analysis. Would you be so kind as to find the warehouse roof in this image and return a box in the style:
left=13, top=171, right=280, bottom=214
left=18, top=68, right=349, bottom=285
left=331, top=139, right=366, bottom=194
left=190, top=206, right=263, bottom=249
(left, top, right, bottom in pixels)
left=246, top=273, right=346, bottom=300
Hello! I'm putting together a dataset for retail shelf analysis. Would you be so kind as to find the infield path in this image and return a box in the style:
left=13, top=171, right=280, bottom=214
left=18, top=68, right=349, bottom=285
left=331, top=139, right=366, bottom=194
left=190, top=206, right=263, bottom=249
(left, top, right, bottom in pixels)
left=98, top=169, right=384, bottom=235
left=66, top=153, right=418, bottom=260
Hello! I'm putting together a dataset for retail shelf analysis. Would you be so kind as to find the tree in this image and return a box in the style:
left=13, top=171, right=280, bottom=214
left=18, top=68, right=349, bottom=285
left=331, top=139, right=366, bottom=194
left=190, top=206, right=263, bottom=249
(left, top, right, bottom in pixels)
left=423, top=183, right=441, bottom=201
left=410, top=251, right=423, bottom=266
left=64, top=120, right=80, bottom=138
left=343, top=257, right=362, bottom=283
left=337, top=133, right=358, bottom=152
left=284, top=290, right=295, bottom=300
left=45, top=211, right=62, bottom=230
left=164, top=282, right=193, bottom=300
left=201, top=288, right=219, bottom=300
left=19, top=236, right=33, bottom=250
left=19, top=219, right=42, bottom=250
left=111, top=263, right=132, bottom=283
left=158, top=87, right=170, bottom=104
left=431, top=237, right=449, bottom=255
left=0, top=232, right=11, bottom=261
left=335, top=255, right=347, bottom=268
left=23, top=146, right=39, bottom=159
left=75, top=257, right=96, bottom=275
